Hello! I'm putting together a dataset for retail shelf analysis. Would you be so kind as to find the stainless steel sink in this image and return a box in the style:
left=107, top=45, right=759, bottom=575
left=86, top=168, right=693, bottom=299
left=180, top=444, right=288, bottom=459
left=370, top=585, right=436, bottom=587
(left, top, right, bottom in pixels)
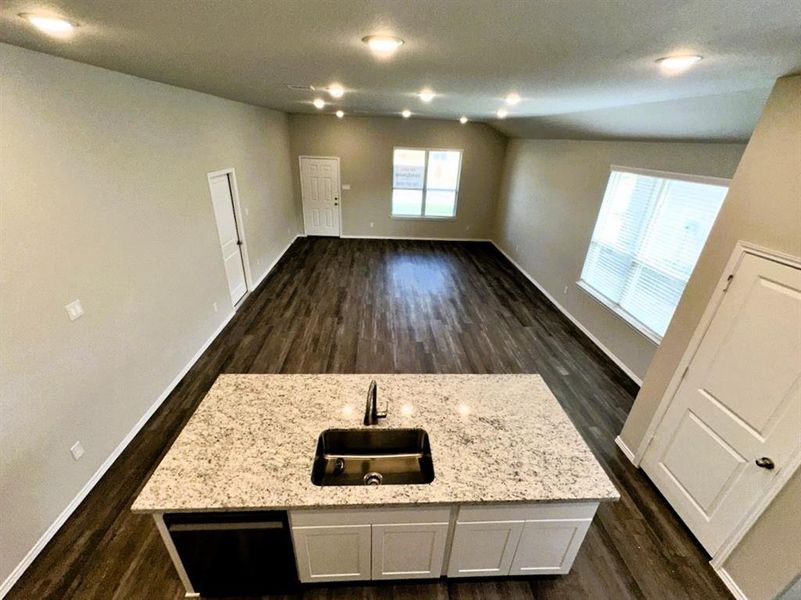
left=311, top=428, right=435, bottom=486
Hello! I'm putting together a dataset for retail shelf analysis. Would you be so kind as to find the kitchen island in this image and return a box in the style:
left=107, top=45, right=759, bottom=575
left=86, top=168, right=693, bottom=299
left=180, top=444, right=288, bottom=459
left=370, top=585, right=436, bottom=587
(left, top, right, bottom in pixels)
left=133, top=374, right=618, bottom=596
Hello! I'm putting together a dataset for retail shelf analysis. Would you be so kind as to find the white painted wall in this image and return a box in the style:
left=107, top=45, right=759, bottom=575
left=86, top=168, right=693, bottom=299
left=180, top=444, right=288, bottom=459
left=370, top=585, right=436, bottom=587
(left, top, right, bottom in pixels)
left=0, top=43, right=298, bottom=590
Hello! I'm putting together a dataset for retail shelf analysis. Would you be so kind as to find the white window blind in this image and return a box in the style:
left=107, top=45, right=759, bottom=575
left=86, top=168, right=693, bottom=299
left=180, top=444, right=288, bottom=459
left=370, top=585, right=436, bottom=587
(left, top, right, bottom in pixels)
left=579, top=167, right=729, bottom=342
left=392, top=148, right=462, bottom=218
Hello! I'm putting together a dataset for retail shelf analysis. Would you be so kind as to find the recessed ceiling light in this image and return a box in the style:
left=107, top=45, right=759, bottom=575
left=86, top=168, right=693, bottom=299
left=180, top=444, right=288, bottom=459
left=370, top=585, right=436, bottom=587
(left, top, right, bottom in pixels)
left=328, top=83, right=345, bottom=99
left=459, top=116, right=468, bottom=124
left=656, top=55, right=703, bottom=73
left=401, top=109, right=412, bottom=119
left=505, top=93, right=521, bottom=106
left=336, top=110, right=345, bottom=118
left=362, top=35, right=404, bottom=58
left=19, top=13, right=77, bottom=35
left=496, top=108, right=508, bottom=119
left=418, top=89, right=435, bottom=103
left=313, top=98, right=326, bottom=109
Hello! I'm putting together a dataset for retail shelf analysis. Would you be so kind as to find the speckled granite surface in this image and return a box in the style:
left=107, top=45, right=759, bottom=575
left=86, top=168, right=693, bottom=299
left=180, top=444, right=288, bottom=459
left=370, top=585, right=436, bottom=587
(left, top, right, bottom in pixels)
left=132, top=375, right=619, bottom=512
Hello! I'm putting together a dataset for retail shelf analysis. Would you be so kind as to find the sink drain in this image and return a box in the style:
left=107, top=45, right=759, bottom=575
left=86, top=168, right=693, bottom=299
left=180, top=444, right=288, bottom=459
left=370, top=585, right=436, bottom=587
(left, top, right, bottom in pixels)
left=363, top=472, right=383, bottom=486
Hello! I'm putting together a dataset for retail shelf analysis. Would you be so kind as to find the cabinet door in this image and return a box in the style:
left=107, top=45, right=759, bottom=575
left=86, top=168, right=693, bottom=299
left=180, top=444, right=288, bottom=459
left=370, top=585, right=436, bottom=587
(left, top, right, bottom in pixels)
left=372, top=522, right=449, bottom=580
left=292, top=524, right=371, bottom=583
left=447, top=521, right=524, bottom=577
left=509, top=519, right=592, bottom=575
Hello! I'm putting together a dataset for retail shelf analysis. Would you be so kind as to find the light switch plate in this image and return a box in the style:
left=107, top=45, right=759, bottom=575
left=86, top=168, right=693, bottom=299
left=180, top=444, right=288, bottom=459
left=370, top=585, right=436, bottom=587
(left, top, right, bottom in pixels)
left=70, top=441, right=84, bottom=461
left=65, top=299, right=84, bottom=321
left=342, top=184, right=351, bottom=190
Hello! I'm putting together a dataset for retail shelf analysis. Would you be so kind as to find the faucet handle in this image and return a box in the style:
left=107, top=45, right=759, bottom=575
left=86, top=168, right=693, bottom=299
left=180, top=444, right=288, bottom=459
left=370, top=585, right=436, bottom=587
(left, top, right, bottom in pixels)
left=376, top=402, right=388, bottom=419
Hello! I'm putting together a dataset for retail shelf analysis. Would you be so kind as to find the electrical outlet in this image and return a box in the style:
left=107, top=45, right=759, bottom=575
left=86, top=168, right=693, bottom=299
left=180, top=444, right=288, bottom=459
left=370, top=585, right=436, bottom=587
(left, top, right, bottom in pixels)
left=213, top=302, right=218, bottom=313
left=65, top=299, right=84, bottom=321
left=70, top=441, right=84, bottom=461
left=287, top=227, right=291, bottom=235
left=370, top=222, right=374, bottom=228
left=563, top=286, right=569, bottom=295
left=244, top=207, right=249, bottom=216
left=342, top=184, right=351, bottom=190
left=466, top=225, right=471, bottom=231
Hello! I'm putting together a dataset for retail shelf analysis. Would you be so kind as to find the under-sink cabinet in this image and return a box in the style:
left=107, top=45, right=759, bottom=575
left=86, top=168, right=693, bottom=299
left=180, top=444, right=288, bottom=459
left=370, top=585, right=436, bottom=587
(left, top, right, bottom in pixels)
left=290, top=502, right=597, bottom=583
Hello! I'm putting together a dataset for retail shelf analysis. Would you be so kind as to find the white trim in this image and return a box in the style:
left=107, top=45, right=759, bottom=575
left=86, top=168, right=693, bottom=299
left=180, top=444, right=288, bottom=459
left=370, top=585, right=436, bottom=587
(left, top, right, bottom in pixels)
left=298, top=155, right=342, bottom=237
left=576, top=280, right=662, bottom=345
left=491, top=241, right=643, bottom=386
left=251, top=234, right=301, bottom=289
left=0, top=310, right=236, bottom=598
left=609, top=164, right=732, bottom=188
left=614, top=436, right=638, bottom=466
left=341, top=235, right=491, bottom=242
left=206, top=168, right=254, bottom=303
left=633, top=241, right=801, bottom=463
left=715, top=566, right=749, bottom=600
left=632, top=241, right=801, bottom=569
left=154, top=513, right=196, bottom=595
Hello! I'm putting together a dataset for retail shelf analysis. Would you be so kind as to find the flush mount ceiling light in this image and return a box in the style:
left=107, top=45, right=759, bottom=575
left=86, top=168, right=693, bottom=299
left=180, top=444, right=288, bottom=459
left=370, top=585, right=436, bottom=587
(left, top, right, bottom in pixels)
left=362, top=35, right=404, bottom=58
left=656, top=55, right=703, bottom=73
left=418, top=88, right=435, bottom=103
left=505, top=92, right=521, bottom=106
left=336, top=110, right=345, bottom=118
left=459, top=116, right=468, bottom=124
left=401, top=109, right=412, bottom=119
left=496, top=108, right=508, bottom=119
left=19, top=13, right=77, bottom=36
left=328, top=83, right=345, bottom=98
left=313, top=98, right=326, bottom=109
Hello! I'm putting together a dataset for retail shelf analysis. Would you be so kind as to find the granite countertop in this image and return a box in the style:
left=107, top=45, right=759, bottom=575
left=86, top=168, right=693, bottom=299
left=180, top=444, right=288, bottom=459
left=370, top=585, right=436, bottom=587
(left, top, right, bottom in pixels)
left=132, top=374, right=619, bottom=513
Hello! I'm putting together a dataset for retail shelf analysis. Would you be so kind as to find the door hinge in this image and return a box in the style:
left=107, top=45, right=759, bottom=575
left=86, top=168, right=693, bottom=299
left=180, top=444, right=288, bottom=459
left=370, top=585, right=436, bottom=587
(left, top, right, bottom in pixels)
left=723, top=273, right=734, bottom=292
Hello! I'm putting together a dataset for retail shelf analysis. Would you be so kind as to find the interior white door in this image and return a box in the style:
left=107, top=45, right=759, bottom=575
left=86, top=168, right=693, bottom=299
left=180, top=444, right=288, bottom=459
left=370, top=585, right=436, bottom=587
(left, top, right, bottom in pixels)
left=642, top=251, right=801, bottom=555
left=209, top=174, right=247, bottom=306
left=300, top=157, right=340, bottom=236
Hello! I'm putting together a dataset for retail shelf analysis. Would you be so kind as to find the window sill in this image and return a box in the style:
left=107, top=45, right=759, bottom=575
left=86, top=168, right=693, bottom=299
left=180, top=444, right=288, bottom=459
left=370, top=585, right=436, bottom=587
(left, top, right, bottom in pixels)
left=576, top=280, right=662, bottom=345
left=390, top=215, right=457, bottom=221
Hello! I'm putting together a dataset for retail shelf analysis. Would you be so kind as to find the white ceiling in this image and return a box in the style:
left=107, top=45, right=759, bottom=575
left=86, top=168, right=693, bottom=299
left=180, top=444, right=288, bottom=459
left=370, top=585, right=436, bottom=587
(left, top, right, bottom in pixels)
left=2, top=1, right=799, bottom=140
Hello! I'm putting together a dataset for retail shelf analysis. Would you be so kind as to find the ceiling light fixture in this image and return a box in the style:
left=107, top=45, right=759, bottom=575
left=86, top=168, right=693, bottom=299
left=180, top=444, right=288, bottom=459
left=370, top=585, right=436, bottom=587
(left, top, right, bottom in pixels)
left=656, top=55, right=703, bottom=73
left=496, top=108, right=508, bottom=119
left=459, top=116, right=468, bottom=124
left=336, top=110, right=345, bottom=118
left=505, top=92, right=521, bottom=105
left=328, top=83, right=345, bottom=98
left=313, top=98, right=326, bottom=109
left=401, top=109, right=412, bottom=119
left=362, top=35, right=404, bottom=58
left=19, top=13, right=77, bottom=35
left=418, top=89, right=435, bottom=103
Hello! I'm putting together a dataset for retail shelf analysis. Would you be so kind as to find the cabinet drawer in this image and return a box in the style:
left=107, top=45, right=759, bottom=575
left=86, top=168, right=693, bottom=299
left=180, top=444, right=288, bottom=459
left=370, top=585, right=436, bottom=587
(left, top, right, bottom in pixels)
left=290, top=506, right=451, bottom=527
left=457, top=502, right=598, bottom=523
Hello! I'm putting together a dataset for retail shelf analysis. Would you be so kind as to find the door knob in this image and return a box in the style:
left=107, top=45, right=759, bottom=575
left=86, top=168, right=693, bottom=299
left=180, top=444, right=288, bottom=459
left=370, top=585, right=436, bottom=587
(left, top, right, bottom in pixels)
left=755, top=457, right=775, bottom=470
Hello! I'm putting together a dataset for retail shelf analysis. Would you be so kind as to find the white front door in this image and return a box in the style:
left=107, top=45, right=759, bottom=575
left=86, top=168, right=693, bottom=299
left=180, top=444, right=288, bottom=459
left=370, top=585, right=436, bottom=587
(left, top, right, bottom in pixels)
left=300, top=157, right=341, bottom=236
left=209, top=173, right=247, bottom=306
left=642, top=251, right=801, bottom=555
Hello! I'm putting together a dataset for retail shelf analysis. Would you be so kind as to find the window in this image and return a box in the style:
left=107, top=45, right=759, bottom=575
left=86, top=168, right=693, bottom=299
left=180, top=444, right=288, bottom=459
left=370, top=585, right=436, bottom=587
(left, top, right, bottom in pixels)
left=579, top=166, right=729, bottom=342
left=392, top=148, right=462, bottom=218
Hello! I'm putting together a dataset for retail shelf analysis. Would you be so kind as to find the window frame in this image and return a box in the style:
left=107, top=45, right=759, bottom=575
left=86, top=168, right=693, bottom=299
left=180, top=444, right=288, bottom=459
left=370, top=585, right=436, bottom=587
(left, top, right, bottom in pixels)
left=391, top=146, right=464, bottom=220
left=577, top=165, right=731, bottom=344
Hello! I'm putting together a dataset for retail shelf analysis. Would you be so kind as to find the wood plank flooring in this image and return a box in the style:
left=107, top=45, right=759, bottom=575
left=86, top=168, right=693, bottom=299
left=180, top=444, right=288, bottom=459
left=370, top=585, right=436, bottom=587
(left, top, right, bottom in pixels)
left=7, top=237, right=731, bottom=599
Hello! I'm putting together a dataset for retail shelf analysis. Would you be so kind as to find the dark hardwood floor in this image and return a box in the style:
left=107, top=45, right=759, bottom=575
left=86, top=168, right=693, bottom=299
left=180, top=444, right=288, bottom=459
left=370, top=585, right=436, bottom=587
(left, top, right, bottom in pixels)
left=8, top=237, right=731, bottom=599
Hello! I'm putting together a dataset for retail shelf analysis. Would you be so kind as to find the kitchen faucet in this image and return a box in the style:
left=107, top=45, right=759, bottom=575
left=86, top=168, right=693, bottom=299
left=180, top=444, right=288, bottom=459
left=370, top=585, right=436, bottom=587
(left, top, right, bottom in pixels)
left=363, top=379, right=387, bottom=425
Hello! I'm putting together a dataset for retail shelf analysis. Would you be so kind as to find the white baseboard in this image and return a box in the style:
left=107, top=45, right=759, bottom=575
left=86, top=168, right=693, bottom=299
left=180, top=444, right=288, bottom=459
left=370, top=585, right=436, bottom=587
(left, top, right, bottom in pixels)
left=490, top=240, right=643, bottom=387
left=615, top=435, right=638, bottom=466
left=0, top=310, right=236, bottom=598
left=340, top=234, right=492, bottom=242
left=251, top=234, right=301, bottom=289
left=715, top=567, right=748, bottom=600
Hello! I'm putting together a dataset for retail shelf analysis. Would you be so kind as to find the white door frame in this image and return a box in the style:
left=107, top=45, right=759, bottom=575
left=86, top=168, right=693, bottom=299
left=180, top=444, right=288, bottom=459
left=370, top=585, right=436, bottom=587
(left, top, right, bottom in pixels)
left=299, top=155, right=342, bottom=237
left=206, top=168, right=253, bottom=303
left=631, top=240, right=801, bottom=568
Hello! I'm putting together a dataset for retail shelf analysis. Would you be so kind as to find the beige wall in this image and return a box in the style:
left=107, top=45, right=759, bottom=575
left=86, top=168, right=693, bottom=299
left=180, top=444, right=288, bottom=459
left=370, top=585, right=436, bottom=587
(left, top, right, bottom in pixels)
left=289, top=114, right=507, bottom=239
left=617, top=75, right=801, bottom=600
left=493, top=139, right=745, bottom=381
left=0, top=43, right=297, bottom=587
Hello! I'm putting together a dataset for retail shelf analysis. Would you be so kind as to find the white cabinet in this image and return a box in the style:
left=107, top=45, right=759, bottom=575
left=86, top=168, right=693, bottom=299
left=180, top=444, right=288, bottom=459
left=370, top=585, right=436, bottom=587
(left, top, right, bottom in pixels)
left=372, top=522, right=450, bottom=580
left=509, top=518, right=592, bottom=575
left=447, top=520, right=524, bottom=577
left=292, top=524, right=371, bottom=582
left=447, top=503, right=597, bottom=578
